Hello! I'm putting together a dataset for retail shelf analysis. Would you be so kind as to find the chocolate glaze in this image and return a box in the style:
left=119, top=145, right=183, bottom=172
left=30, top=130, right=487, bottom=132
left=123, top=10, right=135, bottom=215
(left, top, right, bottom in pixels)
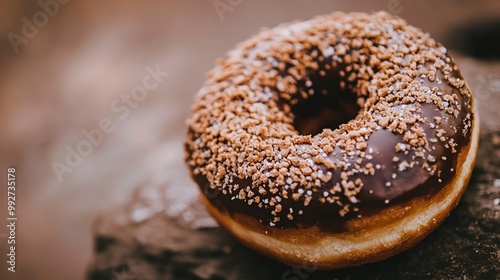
left=193, top=98, right=470, bottom=230
left=185, top=12, right=474, bottom=229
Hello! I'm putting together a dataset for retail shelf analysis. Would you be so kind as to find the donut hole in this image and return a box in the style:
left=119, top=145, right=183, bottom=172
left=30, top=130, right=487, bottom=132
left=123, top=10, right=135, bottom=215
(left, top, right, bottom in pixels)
left=292, top=74, right=361, bottom=135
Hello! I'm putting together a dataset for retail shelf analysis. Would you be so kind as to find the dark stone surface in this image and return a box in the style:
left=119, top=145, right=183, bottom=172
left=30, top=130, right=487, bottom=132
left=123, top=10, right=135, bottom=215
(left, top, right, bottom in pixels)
left=87, top=56, right=500, bottom=280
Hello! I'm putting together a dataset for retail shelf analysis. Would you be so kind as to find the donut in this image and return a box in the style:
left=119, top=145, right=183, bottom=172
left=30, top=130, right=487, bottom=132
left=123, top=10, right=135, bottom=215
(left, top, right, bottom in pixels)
left=184, top=11, right=479, bottom=269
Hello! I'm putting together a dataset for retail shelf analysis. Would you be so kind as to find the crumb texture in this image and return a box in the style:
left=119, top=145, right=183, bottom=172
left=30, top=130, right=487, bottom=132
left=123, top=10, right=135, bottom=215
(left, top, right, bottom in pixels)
left=185, top=11, right=473, bottom=227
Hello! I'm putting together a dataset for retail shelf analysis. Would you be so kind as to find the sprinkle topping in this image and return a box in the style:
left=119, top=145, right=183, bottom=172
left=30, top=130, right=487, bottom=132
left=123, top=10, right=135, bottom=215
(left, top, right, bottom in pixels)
left=185, top=12, right=473, bottom=228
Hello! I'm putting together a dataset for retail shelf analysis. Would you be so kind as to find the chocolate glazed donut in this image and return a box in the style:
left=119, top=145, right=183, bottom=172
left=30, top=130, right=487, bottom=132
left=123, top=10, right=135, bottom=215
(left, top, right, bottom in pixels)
left=185, top=12, right=479, bottom=269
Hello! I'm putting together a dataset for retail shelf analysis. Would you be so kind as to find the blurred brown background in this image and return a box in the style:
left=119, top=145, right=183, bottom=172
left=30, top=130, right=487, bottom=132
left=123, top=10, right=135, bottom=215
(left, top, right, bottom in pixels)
left=0, top=0, right=499, bottom=279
